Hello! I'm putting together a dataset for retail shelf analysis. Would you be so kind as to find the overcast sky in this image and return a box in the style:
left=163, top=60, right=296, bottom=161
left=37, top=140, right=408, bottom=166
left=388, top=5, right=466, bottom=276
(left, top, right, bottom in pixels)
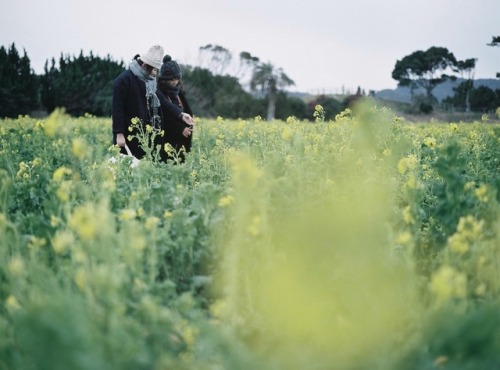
left=1, top=0, right=498, bottom=94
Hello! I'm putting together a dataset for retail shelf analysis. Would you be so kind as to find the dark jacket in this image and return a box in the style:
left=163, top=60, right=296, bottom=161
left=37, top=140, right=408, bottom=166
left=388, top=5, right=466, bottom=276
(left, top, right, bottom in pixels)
left=158, top=87, right=193, bottom=162
left=112, top=69, right=183, bottom=159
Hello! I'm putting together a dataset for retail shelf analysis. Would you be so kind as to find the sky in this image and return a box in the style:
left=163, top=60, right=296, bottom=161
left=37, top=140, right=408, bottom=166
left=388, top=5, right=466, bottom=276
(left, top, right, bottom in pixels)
left=1, top=0, right=498, bottom=94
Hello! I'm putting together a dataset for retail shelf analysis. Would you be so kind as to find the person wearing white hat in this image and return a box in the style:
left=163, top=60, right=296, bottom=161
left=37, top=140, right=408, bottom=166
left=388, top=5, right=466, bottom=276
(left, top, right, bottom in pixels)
left=112, top=45, right=195, bottom=160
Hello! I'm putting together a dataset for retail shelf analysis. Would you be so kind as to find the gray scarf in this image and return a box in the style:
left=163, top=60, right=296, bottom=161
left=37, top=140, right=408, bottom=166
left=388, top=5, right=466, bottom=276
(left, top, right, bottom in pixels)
left=129, top=60, right=160, bottom=118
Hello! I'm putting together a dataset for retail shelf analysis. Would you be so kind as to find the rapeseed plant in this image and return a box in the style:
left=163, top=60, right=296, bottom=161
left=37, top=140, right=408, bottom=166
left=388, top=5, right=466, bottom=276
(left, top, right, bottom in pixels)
left=1, top=110, right=500, bottom=369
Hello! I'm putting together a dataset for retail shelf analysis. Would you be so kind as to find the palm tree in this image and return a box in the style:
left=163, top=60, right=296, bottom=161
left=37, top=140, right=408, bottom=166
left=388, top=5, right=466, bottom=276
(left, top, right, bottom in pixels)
left=454, top=58, right=476, bottom=112
left=250, top=62, right=294, bottom=121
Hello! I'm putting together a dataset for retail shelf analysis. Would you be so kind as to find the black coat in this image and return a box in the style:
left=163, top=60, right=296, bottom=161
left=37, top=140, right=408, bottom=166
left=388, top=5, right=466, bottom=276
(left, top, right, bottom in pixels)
left=112, top=69, right=184, bottom=159
left=158, top=87, right=193, bottom=162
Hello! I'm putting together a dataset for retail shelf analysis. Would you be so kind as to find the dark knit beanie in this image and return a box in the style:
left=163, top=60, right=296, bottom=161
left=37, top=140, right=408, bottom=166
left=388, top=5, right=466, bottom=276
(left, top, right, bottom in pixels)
left=160, top=55, right=181, bottom=80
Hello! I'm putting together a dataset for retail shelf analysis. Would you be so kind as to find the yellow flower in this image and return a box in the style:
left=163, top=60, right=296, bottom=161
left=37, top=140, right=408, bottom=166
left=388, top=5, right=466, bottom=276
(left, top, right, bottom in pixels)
left=68, top=204, right=99, bottom=241
left=456, top=215, right=483, bottom=240
left=423, top=137, right=437, bottom=148
left=16, top=161, right=29, bottom=179
left=56, top=181, right=72, bottom=203
left=43, top=109, right=65, bottom=137
left=7, top=256, right=25, bottom=277
left=145, top=216, right=160, bottom=230
left=218, top=195, right=235, bottom=208
left=464, top=181, right=476, bottom=191
left=27, top=236, right=46, bottom=250
left=71, top=138, right=87, bottom=159
left=434, top=356, right=449, bottom=367
left=52, top=166, right=72, bottom=182
left=164, top=143, right=175, bottom=154
left=73, top=247, right=87, bottom=264
left=52, top=230, right=75, bottom=255
left=130, top=234, right=147, bottom=251
left=50, top=215, right=62, bottom=227
left=474, top=184, right=489, bottom=203
left=430, top=266, right=467, bottom=303
left=281, top=127, right=293, bottom=141
left=6, top=295, right=21, bottom=312
left=396, top=231, right=412, bottom=246
left=119, top=209, right=137, bottom=221
left=178, top=320, right=199, bottom=348
left=447, top=233, right=469, bottom=255
left=403, top=205, right=415, bottom=225
left=163, top=210, right=173, bottom=219
left=209, top=299, right=229, bottom=320
left=397, top=155, right=418, bottom=174
left=32, top=157, right=42, bottom=167
left=406, top=175, right=417, bottom=190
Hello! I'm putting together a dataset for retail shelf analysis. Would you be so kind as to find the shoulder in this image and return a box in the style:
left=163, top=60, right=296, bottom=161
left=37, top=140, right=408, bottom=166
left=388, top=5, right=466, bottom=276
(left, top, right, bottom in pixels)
left=114, top=69, right=134, bottom=85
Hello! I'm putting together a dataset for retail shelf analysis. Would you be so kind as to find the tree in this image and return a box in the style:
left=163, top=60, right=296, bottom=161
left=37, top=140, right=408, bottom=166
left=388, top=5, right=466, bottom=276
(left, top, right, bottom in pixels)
left=182, top=65, right=261, bottom=119
left=487, top=36, right=500, bottom=78
left=40, top=51, right=124, bottom=116
left=197, top=44, right=233, bottom=76
left=250, top=62, right=294, bottom=121
left=453, top=58, right=477, bottom=112
left=488, top=36, right=500, bottom=46
left=392, top=46, right=457, bottom=107
left=0, top=43, right=39, bottom=117
left=470, top=86, right=499, bottom=112
left=235, top=51, right=260, bottom=88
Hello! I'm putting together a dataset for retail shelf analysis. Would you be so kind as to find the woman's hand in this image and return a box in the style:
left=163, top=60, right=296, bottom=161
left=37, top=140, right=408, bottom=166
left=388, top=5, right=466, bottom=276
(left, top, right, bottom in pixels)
left=180, top=113, right=195, bottom=126
left=116, top=133, right=126, bottom=147
left=182, top=126, right=193, bottom=138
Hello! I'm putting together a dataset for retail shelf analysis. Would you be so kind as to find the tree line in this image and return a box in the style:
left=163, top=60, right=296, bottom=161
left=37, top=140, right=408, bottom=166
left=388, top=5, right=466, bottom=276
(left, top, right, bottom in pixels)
left=1, top=39, right=498, bottom=119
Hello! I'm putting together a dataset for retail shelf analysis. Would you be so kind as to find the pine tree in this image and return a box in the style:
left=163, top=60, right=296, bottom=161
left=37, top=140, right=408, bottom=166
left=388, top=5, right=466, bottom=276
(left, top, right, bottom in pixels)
left=0, top=43, right=39, bottom=118
left=40, top=51, right=124, bottom=116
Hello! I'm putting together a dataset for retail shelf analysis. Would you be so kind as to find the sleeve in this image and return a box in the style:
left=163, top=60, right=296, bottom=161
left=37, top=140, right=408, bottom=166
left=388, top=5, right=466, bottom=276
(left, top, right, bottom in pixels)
left=157, top=90, right=186, bottom=132
left=179, top=91, right=193, bottom=117
left=112, top=74, right=129, bottom=134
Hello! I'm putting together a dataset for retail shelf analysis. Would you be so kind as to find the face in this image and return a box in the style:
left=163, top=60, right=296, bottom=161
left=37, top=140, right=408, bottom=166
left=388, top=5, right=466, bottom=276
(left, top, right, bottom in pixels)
left=166, top=78, right=180, bottom=86
left=142, top=63, right=158, bottom=76
left=159, top=78, right=180, bottom=88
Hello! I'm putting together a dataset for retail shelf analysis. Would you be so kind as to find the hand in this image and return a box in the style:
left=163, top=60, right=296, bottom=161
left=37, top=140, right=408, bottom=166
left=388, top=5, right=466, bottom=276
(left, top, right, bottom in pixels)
left=181, top=113, right=195, bottom=126
left=182, top=126, right=193, bottom=138
left=116, top=133, right=126, bottom=147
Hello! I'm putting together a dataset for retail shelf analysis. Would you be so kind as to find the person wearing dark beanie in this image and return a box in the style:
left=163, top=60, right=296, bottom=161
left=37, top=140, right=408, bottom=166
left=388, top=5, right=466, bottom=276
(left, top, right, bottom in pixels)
left=157, top=55, right=194, bottom=163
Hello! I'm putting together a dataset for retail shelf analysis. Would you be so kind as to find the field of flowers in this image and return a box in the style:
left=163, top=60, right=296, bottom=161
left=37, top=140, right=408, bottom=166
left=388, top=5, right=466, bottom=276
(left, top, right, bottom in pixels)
left=1, top=102, right=500, bottom=369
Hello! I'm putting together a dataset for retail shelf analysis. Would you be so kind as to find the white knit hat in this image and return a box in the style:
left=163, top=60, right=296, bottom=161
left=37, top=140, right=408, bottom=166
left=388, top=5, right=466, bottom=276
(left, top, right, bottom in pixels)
left=140, top=45, right=164, bottom=69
